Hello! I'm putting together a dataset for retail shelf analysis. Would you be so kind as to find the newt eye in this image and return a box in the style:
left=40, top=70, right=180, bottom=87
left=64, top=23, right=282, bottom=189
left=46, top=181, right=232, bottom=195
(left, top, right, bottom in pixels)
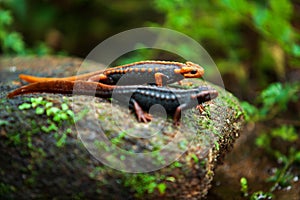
left=190, top=69, right=197, bottom=74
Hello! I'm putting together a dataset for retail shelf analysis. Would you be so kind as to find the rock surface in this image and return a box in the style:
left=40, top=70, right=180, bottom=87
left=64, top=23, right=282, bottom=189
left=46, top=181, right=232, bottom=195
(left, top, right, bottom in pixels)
left=0, top=56, right=244, bottom=199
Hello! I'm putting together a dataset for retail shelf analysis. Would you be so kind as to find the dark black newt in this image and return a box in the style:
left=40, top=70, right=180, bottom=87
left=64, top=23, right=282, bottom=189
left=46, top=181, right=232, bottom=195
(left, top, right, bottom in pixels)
left=7, top=80, right=218, bottom=125
left=18, top=61, right=205, bottom=86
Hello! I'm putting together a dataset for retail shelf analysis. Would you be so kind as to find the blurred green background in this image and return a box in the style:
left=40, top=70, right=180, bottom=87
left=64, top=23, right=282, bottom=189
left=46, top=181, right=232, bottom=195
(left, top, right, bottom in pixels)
left=0, top=0, right=299, bottom=99
left=0, top=0, right=299, bottom=199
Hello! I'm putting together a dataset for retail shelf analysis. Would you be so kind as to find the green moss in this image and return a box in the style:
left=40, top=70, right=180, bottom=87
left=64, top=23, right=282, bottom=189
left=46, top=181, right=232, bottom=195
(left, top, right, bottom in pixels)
left=190, top=153, right=199, bottom=164
left=0, top=96, right=85, bottom=152
left=214, top=141, right=220, bottom=151
left=199, top=114, right=219, bottom=137
left=221, top=90, right=244, bottom=119
left=123, top=173, right=168, bottom=197
left=0, top=182, right=16, bottom=196
left=157, top=183, right=167, bottom=194
left=16, top=97, right=76, bottom=147
left=88, top=166, right=106, bottom=179
left=111, top=130, right=127, bottom=145
left=71, top=192, right=85, bottom=200
left=171, top=161, right=183, bottom=168
left=18, top=102, right=31, bottom=110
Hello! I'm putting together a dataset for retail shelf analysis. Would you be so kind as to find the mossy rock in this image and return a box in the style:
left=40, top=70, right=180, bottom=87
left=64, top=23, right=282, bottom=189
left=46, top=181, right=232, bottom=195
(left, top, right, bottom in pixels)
left=0, top=56, right=244, bottom=199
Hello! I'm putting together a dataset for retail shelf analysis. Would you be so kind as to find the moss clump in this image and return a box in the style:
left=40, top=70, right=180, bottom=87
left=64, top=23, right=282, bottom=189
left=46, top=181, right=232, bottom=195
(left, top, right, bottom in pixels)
left=17, top=96, right=75, bottom=147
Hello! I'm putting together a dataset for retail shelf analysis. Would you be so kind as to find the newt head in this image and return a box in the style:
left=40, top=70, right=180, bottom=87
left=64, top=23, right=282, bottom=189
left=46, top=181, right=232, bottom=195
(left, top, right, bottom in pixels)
left=190, top=87, right=218, bottom=102
left=174, top=61, right=205, bottom=78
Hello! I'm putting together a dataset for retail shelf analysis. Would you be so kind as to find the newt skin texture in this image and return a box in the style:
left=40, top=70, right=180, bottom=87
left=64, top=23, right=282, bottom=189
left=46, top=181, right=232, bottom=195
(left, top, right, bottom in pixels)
left=18, top=61, right=205, bottom=86
left=7, top=80, right=218, bottom=124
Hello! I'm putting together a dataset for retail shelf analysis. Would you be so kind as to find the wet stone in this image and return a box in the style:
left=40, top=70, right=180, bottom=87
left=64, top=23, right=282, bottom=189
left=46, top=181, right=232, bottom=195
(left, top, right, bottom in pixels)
left=0, top=56, right=244, bottom=199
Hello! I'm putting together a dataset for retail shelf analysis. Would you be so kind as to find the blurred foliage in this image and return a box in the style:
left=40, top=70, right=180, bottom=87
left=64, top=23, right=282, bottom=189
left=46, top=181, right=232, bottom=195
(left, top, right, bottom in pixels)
left=0, top=0, right=160, bottom=57
left=241, top=81, right=299, bottom=198
left=152, top=0, right=300, bottom=93
left=1, top=1, right=299, bottom=92
left=0, top=8, right=26, bottom=54
left=242, top=82, right=299, bottom=121
left=0, top=6, right=51, bottom=55
left=255, top=124, right=300, bottom=194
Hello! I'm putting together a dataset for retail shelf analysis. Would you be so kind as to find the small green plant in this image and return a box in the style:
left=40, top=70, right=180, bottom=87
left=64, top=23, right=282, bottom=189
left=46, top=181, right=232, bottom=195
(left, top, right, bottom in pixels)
left=240, top=177, right=274, bottom=200
left=241, top=82, right=299, bottom=122
left=240, top=177, right=248, bottom=197
left=240, top=82, right=300, bottom=198
left=258, top=82, right=299, bottom=120
left=123, top=173, right=169, bottom=197
left=18, top=97, right=75, bottom=147
left=256, top=126, right=300, bottom=191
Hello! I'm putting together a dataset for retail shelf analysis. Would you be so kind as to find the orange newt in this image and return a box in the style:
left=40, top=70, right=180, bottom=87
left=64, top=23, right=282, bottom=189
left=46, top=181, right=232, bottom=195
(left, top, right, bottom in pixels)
left=19, top=61, right=205, bottom=86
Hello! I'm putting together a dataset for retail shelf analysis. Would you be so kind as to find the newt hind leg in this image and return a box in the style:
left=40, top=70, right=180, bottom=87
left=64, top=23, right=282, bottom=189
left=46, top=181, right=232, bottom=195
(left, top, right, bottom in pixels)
left=132, top=99, right=152, bottom=123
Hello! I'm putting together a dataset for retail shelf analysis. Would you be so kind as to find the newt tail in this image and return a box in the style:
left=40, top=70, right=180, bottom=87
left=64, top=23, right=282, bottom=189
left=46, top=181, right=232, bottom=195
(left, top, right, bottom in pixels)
left=19, top=70, right=105, bottom=83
